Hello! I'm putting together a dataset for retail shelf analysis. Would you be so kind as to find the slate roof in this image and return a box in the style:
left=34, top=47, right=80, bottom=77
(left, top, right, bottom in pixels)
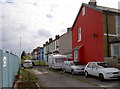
left=71, top=3, right=120, bottom=31
left=83, top=3, right=120, bottom=14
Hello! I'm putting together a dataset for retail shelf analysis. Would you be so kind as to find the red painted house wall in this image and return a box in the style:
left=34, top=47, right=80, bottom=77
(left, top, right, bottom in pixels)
left=72, top=6, right=104, bottom=64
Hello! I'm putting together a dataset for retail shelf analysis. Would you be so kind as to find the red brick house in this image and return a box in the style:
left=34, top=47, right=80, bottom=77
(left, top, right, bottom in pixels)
left=72, top=0, right=120, bottom=64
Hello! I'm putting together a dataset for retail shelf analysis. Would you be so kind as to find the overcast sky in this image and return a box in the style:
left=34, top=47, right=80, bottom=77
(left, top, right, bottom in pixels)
left=0, top=0, right=119, bottom=56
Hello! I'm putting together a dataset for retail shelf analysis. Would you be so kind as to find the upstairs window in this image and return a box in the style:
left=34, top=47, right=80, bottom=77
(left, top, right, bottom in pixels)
left=116, top=16, right=120, bottom=35
left=82, top=7, right=85, bottom=16
left=78, top=28, right=81, bottom=42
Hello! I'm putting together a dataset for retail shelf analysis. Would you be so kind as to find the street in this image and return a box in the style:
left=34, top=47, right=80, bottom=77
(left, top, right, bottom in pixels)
left=32, top=66, right=120, bottom=89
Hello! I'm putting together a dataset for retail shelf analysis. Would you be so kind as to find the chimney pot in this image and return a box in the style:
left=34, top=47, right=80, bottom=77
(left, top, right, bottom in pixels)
left=89, top=0, right=97, bottom=6
left=49, top=38, right=53, bottom=43
left=55, top=35, right=60, bottom=39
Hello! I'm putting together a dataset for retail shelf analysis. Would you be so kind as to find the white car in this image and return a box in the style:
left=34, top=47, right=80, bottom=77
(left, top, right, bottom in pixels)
left=62, top=61, right=85, bottom=75
left=23, top=60, right=33, bottom=68
left=84, top=62, right=120, bottom=80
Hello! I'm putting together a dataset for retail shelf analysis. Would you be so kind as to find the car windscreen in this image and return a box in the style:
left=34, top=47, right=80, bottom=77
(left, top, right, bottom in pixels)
left=55, top=58, right=67, bottom=63
left=97, top=63, right=110, bottom=68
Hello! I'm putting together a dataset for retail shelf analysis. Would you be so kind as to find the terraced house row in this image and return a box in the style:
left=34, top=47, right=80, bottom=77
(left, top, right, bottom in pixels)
left=32, top=28, right=72, bottom=62
left=32, top=0, right=120, bottom=66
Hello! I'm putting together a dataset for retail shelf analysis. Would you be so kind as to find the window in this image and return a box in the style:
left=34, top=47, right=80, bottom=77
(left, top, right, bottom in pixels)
left=112, top=44, right=120, bottom=58
left=92, top=63, right=97, bottom=68
left=78, top=28, right=81, bottom=42
left=116, top=16, right=120, bottom=35
left=74, top=51, right=78, bottom=62
left=87, top=63, right=92, bottom=68
left=82, top=7, right=85, bottom=16
left=114, top=44, right=119, bottom=57
left=67, top=54, right=72, bottom=59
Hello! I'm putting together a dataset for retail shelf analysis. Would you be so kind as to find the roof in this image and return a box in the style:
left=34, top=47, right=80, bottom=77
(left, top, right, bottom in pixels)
left=71, top=3, right=120, bottom=31
left=72, top=45, right=83, bottom=51
left=96, top=6, right=120, bottom=14
left=109, top=37, right=120, bottom=43
left=83, top=3, right=120, bottom=14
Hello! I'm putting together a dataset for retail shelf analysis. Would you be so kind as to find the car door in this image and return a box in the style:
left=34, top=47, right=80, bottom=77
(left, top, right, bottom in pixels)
left=65, top=62, right=69, bottom=72
left=91, top=63, right=99, bottom=76
left=86, top=63, right=93, bottom=75
left=68, top=62, right=72, bottom=72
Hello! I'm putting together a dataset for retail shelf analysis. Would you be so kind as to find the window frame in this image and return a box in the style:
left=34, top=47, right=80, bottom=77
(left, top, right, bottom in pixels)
left=116, top=16, right=120, bottom=35
left=78, top=27, right=81, bottom=42
left=74, top=51, right=78, bottom=62
left=82, top=7, right=85, bottom=16
left=111, top=44, right=120, bottom=58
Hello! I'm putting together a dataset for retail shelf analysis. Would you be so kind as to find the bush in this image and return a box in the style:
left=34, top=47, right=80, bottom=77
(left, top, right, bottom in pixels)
left=34, top=61, right=47, bottom=66
left=18, top=68, right=38, bottom=82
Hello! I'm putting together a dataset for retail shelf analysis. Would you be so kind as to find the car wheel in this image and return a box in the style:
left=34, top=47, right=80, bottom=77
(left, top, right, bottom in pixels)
left=99, top=73, right=104, bottom=81
left=85, top=71, right=89, bottom=77
left=63, top=68, right=66, bottom=73
left=71, top=70, right=75, bottom=75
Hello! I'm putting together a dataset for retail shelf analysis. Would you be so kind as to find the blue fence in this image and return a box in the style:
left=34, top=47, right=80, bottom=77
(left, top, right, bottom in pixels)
left=0, top=50, right=20, bottom=88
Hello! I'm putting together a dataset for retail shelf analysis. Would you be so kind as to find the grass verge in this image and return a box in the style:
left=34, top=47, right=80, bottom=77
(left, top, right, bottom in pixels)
left=47, top=68, right=64, bottom=74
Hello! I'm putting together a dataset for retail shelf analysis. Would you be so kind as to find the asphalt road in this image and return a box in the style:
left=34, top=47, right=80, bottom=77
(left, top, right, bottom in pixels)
left=32, top=66, right=120, bottom=89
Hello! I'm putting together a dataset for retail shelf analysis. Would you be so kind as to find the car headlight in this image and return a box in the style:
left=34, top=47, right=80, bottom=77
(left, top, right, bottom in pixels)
left=106, top=72, right=113, bottom=75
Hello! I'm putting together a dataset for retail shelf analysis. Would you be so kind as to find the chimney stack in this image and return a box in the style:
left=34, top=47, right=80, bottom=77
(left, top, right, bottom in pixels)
left=43, top=44, right=46, bottom=47
left=89, top=0, right=97, bottom=6
left=55, top=35, right=60, bottom=39
left=67, top=27, right=71, bottom=33
left=46, top=41, right=48, bottom=45
left=49, top=38, right=53, bottom=43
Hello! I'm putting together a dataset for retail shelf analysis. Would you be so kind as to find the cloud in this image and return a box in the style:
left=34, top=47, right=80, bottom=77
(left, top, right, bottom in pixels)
left=37, top=28, right=52, bottom=38
left=5, top=0, right=13, bottom=3
left=46, top=14, right=53, bottom=19
left=0, top=0, right=119, bottom=56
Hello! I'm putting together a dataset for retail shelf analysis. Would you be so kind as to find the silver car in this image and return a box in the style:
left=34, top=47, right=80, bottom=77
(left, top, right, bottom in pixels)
left=62, top=61, right=85, bottom=75
left=23, top=60, right=33, bottom=68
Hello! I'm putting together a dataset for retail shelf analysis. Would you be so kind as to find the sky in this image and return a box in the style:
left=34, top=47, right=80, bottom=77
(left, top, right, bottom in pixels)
left=0, top=0, right=120, bottom=56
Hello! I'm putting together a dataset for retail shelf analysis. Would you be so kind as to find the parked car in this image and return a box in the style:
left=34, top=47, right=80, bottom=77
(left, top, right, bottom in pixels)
left=62, top=61, right=85, bottom=75
left=84, top=62, right=120, bottom=80
left=23, top=60, right=33, bottom=68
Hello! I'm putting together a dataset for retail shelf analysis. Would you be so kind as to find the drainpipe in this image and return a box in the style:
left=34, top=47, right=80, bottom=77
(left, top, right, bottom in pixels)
left=105, top=11, right=110, bottom=57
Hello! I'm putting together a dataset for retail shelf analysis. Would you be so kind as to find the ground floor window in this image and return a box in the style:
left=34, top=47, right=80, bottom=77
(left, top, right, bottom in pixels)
left=74, top=51, right=78, bottom=62
left=66, top=53, right=72, bottom=59
left=111, top=43, right=120, bottom=58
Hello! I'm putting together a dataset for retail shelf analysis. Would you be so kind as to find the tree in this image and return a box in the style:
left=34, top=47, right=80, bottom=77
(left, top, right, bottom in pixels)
left=21, top=51, right=26, bottom=59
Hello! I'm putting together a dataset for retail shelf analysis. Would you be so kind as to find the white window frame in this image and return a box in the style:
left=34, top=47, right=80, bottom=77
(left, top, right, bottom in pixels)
left=78, top=27, right=81, bottom=42
left=116, top=16, right=120, bottom=36
left=74, top=51, right=78, bottom=62
left=111, top=43, right=120, bottom=58
left=82, top=7, right=85, bottom=16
